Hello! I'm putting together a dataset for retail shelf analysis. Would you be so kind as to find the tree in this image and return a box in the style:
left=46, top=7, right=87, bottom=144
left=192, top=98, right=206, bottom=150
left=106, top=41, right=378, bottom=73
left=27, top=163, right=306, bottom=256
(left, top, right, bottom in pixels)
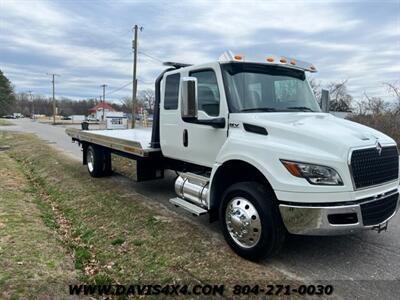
left=309, top=78, right=322, bottom=105
left=120, top=96, right=131, bottom=109
left=138, top=89, right=155, bottom=113
left=353, top=99, right=368, bottom=116
left=0, top=70, right=16, bottom=115
left=383, top=81, right=400, bottom=115
left=363, top=93, right=389, bottom=115
left=326, top=80, right=353, bottom=112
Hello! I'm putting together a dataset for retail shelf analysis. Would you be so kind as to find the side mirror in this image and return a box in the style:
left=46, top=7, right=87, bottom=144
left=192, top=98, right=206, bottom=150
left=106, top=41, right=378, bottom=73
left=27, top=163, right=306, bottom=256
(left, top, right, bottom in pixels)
left=321, top=89, right=330, bottom=113
left=181, top=77, right=198, bottom=119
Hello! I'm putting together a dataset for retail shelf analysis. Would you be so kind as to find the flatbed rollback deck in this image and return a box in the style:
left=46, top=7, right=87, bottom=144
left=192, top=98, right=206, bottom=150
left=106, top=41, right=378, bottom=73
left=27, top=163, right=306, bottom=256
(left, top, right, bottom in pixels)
left=66, top=127, right=165, bottom=181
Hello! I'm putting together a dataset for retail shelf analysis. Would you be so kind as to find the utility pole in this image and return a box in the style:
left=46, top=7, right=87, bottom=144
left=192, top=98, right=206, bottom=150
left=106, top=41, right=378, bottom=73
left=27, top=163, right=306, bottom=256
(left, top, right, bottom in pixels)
left=131, top=24, right=143, bottom=128
left=101, top=84, right=107, bottom=122
left=27, top=90, right=34, bottom=119
left=47, top=73, right=59, bottom=124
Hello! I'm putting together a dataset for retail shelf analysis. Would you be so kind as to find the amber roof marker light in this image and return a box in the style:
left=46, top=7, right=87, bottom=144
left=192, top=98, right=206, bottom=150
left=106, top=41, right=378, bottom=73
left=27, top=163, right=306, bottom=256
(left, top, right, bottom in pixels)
left=266, top=57, right=274, bottom=62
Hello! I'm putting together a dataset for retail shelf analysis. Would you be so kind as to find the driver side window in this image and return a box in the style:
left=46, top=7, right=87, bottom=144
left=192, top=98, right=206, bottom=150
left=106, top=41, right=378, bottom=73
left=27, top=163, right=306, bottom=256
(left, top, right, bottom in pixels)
left=189, top=70, right=220, bottom=116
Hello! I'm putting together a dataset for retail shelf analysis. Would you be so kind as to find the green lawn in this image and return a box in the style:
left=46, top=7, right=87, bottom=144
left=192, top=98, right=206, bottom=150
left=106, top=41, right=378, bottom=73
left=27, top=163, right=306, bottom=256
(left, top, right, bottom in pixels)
left=0, top=150, right=77, bottom=299
left=0, top=119, right=14, bottom=126
left=0, top=131, right=295, bottom=298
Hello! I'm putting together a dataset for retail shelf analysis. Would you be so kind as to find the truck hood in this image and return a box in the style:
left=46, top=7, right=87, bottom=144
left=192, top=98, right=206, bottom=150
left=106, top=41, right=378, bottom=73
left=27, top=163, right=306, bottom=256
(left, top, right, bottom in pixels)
left=230, top=112, right=396, bottom=159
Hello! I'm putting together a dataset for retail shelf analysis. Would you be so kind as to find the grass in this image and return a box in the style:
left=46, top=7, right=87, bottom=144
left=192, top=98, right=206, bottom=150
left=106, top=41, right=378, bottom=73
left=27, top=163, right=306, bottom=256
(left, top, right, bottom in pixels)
left=111, top=154, right=138, bottom=180
left=0, top=131, right=296, bottom=298
left=111, top=237, right=126, bottom=246
left=0, top=147, right=76, bottom=299
left=0, top=119, right=14, bottom=126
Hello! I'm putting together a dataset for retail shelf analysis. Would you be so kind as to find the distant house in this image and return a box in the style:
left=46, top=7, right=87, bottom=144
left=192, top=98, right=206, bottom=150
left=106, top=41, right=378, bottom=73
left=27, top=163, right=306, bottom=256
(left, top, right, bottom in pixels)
left=88, top=102, right=120, bottom=121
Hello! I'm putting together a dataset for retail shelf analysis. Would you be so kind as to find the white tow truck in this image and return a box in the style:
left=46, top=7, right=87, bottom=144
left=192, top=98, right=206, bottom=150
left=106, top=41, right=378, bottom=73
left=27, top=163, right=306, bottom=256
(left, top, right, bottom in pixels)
left=67, top=51, right=399, bottom=260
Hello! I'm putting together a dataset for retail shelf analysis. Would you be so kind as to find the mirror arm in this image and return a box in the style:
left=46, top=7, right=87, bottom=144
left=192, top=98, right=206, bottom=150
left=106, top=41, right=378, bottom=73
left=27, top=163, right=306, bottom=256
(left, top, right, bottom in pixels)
left=194, top=117, right=226, bottom=128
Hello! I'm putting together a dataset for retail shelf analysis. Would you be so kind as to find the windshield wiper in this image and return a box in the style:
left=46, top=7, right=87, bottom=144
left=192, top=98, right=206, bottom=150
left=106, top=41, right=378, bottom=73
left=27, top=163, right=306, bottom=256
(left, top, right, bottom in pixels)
left=240, top=107, right=278, bottom=112
left=286, top=106, right=315, bottom=112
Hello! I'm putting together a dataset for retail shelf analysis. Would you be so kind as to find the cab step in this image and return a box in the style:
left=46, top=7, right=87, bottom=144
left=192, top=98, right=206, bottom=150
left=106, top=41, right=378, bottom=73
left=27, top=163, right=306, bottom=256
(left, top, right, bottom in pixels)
left=169, top=197, right=208, bottom=216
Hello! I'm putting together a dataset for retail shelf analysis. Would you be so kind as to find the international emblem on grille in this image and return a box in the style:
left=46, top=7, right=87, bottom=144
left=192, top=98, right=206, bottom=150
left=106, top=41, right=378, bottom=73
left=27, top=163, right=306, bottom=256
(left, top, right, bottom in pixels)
left=375, top=141, right=382, bottom=156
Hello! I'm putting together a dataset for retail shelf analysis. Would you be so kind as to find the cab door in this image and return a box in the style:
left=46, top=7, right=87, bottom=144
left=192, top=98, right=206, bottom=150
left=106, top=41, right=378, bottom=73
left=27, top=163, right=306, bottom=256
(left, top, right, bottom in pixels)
left=178, top=64, right=228, bottom=167
left=160, top=63, right=228, bottom=167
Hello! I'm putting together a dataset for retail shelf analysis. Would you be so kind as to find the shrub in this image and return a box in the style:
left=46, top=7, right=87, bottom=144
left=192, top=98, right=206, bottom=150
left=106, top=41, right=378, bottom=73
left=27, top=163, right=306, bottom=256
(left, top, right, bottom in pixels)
left=349, top=113, right=400, bottom=145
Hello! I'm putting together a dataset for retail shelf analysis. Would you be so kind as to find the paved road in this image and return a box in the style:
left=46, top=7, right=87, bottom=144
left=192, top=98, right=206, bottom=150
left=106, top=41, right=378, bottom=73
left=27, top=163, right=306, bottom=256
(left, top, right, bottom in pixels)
left=3, top=118, right=400, bottom=299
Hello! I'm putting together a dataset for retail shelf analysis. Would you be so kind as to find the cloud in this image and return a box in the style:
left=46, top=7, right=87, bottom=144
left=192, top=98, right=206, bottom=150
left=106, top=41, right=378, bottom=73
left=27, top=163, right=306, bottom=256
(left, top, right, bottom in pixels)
left=165, top=1, right=361, bottom=38
left=2, top=0, right=70, bottom=28
left=277, top=38, right=360, bottom=52
left=0, top=0, right=399, bottom=104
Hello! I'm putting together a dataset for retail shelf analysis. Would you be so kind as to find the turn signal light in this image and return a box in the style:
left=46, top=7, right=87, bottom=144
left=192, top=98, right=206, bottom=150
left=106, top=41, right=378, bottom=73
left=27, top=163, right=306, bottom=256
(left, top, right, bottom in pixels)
left=281, top=161, right=302, bottom=177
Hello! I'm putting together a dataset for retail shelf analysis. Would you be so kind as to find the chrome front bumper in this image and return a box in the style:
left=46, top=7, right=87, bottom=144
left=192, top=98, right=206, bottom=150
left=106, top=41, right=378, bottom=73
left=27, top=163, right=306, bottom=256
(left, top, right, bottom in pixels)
left=279, top=191, right=400, bottom=235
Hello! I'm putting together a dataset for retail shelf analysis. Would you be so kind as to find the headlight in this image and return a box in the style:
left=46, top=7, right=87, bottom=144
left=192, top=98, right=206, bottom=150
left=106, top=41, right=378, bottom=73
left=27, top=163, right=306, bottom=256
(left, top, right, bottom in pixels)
left=281, top=160, right=343, bottom=185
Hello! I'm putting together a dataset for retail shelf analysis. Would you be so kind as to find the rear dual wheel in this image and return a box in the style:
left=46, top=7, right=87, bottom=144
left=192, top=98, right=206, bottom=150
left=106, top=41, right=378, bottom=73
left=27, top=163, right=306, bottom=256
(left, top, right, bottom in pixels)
left=86, top=145, right=112, bottom=177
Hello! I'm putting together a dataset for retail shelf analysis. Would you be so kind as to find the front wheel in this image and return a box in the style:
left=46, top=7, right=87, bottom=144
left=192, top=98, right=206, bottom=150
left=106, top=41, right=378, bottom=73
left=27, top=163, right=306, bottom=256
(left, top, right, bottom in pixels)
left=219, top=182, right=286, bottom=260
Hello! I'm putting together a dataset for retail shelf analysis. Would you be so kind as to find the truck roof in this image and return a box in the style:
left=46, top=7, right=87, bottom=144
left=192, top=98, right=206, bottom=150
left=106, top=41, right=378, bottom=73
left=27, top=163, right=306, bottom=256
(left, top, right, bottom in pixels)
left=218, top=50, right=317, bottom=73
left=164, top=50, right=317, bottom=73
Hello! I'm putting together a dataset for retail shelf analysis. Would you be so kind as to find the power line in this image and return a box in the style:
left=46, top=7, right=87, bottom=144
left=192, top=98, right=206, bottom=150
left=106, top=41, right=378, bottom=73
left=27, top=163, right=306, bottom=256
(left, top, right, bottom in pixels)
left=101, top=79, right=153, bottom=101
left=100, top=79, right=152, bottom=103
left=106, top=81, right=132, bottom=96
left=138, top=77, right=154, bottom=85
left=138, top=50, right=163, bottom=63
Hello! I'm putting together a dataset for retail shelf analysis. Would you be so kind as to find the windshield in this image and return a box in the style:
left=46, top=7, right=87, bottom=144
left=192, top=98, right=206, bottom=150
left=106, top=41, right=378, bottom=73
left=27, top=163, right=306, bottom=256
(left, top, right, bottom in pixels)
left=221, top=63, right=320, bottom=113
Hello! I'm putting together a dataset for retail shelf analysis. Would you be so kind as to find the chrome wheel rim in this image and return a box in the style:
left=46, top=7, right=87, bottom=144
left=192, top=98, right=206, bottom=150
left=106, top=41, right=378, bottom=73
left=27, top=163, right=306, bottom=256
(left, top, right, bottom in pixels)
left=87, top=150, right=94, bottom=172
left=225, top=197, right=262, bottom=248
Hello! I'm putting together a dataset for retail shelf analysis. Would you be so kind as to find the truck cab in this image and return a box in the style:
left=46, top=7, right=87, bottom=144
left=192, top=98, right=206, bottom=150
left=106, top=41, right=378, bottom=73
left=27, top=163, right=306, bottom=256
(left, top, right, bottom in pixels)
left=67, top=50, right=399, bottom=260
left=160, top=61, right=228, bottom=167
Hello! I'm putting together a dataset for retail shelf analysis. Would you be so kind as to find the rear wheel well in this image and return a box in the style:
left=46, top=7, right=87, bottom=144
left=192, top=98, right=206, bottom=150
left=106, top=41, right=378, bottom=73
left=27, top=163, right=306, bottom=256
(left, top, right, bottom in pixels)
left=209, top=160, right=274, bottom=222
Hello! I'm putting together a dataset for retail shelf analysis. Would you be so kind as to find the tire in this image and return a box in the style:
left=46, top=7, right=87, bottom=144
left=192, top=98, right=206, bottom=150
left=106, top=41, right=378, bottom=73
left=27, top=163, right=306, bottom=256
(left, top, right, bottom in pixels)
left=103, top=151, right=112, bottom=176
left=219, top=182, right=286, bottom=261
left=86, top=145, right=109, bottom=177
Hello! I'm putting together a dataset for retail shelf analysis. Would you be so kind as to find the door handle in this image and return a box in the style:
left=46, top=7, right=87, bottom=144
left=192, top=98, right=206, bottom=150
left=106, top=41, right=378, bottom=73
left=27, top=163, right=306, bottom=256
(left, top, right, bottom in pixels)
left=183, top=129, right=188, bottom=147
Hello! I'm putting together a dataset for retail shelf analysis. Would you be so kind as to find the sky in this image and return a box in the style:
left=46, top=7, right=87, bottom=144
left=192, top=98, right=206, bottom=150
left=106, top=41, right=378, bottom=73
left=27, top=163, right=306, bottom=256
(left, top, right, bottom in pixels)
left=0, top=0, right=399, bottom=104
